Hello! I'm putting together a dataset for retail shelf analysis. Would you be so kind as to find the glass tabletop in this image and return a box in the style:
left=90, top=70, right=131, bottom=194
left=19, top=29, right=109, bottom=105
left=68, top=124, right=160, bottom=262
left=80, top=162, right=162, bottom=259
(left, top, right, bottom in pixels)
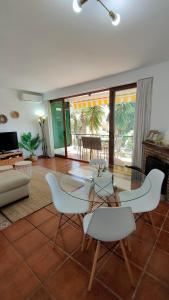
left=93, top=165, right=151, bottom=204
left=61, top=165, right=151, bottom=205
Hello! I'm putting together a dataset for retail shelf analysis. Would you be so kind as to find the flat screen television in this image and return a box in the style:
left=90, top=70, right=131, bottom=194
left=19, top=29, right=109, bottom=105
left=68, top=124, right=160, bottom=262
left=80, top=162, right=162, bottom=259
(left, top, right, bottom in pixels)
left=0, top=132, right=19, bottom=152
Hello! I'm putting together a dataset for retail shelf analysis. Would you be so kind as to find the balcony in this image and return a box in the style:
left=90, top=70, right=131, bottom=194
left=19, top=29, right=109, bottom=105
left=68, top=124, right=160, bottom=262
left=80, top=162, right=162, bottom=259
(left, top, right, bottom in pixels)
left=66, top=133, right=134, bottom=165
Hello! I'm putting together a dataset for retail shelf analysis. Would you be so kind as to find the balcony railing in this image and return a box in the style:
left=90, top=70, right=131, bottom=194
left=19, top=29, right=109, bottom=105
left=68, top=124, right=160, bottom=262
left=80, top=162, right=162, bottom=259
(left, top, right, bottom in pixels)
left=67, top=132, right=134, bottom=165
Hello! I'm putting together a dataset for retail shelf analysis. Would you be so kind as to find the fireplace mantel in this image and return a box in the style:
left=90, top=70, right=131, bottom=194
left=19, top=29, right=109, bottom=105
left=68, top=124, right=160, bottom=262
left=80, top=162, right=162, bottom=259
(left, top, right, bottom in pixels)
left=143, top=141, right=169, bottom=200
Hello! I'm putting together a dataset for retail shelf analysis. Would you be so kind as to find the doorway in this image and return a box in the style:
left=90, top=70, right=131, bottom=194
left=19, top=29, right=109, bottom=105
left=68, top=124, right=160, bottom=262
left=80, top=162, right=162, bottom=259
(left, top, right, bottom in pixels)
left=50, top=84, right=137, bottom=165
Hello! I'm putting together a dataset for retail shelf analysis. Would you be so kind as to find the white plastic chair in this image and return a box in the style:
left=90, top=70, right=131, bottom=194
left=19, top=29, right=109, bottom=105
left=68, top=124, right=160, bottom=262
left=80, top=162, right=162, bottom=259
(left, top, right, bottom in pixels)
left=83, top=206, right=136, bottom=291
left=45, top=172, right=91, bottom=246
left=119, top=169, right=165, bottom=235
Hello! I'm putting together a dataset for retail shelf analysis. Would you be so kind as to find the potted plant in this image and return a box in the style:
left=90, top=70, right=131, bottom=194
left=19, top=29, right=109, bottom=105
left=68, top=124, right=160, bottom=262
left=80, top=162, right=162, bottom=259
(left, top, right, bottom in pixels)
left=19, top=132, right=41, bottom=161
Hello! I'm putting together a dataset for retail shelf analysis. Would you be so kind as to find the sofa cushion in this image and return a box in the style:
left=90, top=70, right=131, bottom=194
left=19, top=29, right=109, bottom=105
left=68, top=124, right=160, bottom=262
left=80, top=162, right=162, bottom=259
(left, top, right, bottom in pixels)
left=0, top=170, right=30, bottom=193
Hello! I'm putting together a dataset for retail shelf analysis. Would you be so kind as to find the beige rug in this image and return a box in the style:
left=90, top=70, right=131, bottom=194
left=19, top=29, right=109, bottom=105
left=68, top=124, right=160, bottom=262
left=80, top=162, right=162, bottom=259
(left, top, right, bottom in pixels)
left=1, top=166, right=84, bottom=223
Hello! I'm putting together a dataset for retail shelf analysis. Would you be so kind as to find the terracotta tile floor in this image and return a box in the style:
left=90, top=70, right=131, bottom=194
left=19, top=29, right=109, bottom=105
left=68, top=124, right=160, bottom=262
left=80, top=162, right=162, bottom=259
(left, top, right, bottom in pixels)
left=0, top=158, right=169, bottom=299
left=0, top=201, right=169, bottom=300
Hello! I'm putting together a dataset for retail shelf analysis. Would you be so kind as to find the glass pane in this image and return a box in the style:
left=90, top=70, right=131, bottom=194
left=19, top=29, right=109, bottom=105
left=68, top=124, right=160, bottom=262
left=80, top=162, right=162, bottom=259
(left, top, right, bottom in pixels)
left=65, top=102, right=72, bottom=147
left=114, top=87, right=137, bottom=166
left=65, top=91, right=109, bottom=162
left=51, top=101, right=65, bottom=156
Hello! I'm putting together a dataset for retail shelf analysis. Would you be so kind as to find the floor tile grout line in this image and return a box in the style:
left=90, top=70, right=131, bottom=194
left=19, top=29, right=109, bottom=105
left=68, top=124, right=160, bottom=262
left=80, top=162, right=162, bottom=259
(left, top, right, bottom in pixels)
left=26, top=210, right=83, bottom=237
left=98, top=232, right=156, bottom=274
left=2, top=227, right=61, bottom=284
left=1, top=225, right=36, bottom=243
left=159, top=227, right=169, bottom=234
left=145, top=270, right=169, bottom=289
left=0, top=232, right=48, bottom=296
left=1, top=161, right=169, bottom=296
left=4, top=227, right=71, bottom=300
left=26, top=281, right=56, bottom=300
left=26, top=211, right=56, bottom=226
left=132, top=210, right=169, bottom=299
left=37, top=206, right=168, bottom=240
left=33, top=209, right=88, bottom=254
left=152, top=210, right=169, bottom=217
left=73, top=234, right=145, bottom=275
left=46, top=241, right=123, bottom=300
left=87, top=220, right=159, bottom=277
left=154, top=245, right=169, bottom=257
left=36, top=220, right=82, bottom=252
left=70, top=242, right=146, bottom=299
left=68, top=248, right=123, bottom=300
left=134, top=215, right=164, bottom=232
left=1, top=210, right=164, bottom=298
left=132, top=212, right=168, bottom=298
left=2, top=212, right=82, bottom=245
left=1, top=205, right=57, bottom=242
left=100, top=246, right=145, bottom=274
left=12, top=229, right=49, bottom=260
left=2, top=218, right=166, bottom=300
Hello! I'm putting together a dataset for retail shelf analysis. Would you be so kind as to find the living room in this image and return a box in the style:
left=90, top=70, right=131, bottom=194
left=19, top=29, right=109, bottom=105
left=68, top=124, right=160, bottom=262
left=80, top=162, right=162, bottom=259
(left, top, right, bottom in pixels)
left=0, top=1, right=169, bottom=299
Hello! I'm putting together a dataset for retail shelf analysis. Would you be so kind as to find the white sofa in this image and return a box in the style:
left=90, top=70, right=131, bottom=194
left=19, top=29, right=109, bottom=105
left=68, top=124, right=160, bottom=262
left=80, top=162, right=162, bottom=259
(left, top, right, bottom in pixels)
left=0, top=170, right=30, bottom=207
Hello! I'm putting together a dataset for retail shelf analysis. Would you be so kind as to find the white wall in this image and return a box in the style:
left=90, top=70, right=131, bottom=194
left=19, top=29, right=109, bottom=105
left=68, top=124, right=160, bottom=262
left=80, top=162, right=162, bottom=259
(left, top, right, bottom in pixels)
left=0, top=88, right=44, bottom=157
left=44, top=60, right=169, bottom=133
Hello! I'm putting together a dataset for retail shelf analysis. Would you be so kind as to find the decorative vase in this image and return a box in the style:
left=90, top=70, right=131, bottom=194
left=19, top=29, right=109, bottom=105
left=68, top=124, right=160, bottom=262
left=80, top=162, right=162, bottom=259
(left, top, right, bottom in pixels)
left=30, top=155, right=38, bottom=162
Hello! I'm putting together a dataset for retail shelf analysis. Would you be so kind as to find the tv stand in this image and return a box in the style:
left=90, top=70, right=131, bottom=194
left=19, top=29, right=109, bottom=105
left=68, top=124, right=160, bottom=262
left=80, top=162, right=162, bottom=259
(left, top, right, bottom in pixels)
left=0, top=151, right=23, bottom=166
left=0, top=150, right=15, bottom=154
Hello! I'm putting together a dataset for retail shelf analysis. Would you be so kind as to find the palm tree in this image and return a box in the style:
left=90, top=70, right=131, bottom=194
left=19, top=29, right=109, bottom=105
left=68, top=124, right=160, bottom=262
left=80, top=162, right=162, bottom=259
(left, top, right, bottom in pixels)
left=115, top=102, right=135, bottom=136
left=80, top=109, right=87, bottom=134
left=84, top=106, right=105, bottom=134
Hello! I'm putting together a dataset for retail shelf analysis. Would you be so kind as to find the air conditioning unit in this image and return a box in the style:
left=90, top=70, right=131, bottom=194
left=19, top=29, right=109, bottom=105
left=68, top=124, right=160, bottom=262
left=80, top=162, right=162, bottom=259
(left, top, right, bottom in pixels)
left=21, top=92, right=43, bottom=103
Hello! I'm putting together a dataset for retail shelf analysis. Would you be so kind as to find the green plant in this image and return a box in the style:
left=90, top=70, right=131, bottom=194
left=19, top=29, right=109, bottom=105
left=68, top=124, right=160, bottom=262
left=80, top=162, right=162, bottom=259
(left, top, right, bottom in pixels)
left=115, top=102, right=135, bottom=135
left=19, top=132, right=41, bottom=156
left=84, top=106, right=105, bottom=134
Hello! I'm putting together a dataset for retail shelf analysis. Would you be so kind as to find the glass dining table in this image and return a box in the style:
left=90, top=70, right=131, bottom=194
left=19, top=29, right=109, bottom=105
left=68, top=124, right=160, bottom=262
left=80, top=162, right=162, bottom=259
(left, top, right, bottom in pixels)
left=59, top=165, right=152, bottom=258
left=64, top=165, right=151, bottom=208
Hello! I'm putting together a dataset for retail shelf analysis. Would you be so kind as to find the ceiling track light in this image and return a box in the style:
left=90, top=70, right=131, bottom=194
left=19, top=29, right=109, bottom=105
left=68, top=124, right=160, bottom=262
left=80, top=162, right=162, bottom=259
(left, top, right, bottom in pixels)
left=72, top=0, right=120, bottom=26
left=73, top=0, right=88, bottom=13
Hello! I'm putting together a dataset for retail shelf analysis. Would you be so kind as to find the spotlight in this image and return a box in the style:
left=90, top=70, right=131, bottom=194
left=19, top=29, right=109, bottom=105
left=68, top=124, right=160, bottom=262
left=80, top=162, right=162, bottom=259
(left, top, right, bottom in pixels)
left=73, top=0, right=88, bottom=13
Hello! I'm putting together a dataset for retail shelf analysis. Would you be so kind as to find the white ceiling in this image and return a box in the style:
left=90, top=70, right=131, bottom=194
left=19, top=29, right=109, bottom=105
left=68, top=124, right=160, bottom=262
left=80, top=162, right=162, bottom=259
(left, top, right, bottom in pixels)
left=0, top=0, right=169, bottom=93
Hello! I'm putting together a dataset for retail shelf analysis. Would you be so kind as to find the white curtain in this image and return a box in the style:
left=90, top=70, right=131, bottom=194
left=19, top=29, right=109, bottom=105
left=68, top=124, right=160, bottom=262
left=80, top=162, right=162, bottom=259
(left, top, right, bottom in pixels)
left=44, top=101, right=55, bottom=157
left=133, top=77, right=153, bottom=168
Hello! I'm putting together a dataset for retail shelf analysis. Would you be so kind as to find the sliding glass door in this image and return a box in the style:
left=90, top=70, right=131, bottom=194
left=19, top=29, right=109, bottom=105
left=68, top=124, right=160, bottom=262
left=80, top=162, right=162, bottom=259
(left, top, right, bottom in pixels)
left=51, top=100, right=66, bottom=156
left=51, top=99, right=71, bottom=157
left=50, top=84, right=136, bottom=165
left=109, top=84, right=137, bottom=166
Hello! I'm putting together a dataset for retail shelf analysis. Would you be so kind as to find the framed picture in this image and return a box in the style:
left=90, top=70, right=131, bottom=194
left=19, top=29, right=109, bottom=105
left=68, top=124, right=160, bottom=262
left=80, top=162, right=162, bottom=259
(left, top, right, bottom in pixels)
left=146, top=130, right=162, bottom=142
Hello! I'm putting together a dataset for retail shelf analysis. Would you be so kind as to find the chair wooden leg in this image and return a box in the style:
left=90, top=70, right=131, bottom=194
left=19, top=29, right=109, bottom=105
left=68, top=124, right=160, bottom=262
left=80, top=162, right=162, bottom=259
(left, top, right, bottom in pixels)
left=88, top=240, right=100, bottom=291
left=77, top=214, right=83, bottom=229
left=53, top=213, right=63, bottom=248
left=124, top=237, right=132, bottom=252
left=87, top=236, right=93, bottom=250
left=81, top=234, right=86, bottom=251
left=147, top=212, right=157, bottom=236
left=120, top=240, right=135, bottom=287
left=126, top=237, right=132, bottom=252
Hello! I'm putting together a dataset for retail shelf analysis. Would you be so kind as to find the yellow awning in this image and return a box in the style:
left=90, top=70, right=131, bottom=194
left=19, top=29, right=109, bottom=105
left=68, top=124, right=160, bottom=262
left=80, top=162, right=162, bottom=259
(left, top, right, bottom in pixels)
left=72, top=95, right=136, bottom=109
